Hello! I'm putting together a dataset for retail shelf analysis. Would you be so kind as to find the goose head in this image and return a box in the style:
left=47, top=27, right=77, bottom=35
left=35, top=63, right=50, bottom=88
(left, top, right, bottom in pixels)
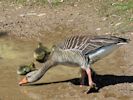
left=19, top=70, right=41, bottom=85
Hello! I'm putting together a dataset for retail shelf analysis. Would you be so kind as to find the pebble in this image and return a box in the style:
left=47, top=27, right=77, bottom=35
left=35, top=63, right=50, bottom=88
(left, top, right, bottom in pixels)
left=19, top=14, right=25, bottom=17
left=105, top=32, right=111, bottom=35
left=26, top=13, right=37, bottom=16
left=60, top=0, right=64, bottom=2
left=102, top=17, right=107, bottom=21
left=130, top=32, right=133, bottom=35
left=37, top=13, right=46, bottom=17
left=115, top=22, right=122, bottom=26
left=96, top=28, right=101, bottom=31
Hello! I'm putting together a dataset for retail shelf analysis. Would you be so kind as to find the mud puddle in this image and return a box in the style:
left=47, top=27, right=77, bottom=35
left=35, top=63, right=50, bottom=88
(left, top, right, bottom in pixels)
left=0, top=36, right=133, bottom=100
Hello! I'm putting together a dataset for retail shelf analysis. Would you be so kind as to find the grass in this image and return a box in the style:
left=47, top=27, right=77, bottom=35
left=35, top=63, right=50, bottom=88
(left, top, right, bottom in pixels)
left=11, top=0, right=47, bottom=5
left=98, top=0, right=133, bottom=33
left=14, top=0, right=27, bottom=4
left=112, top=0, right=133, bottom=23
left=112, top=0, right=133, bottom=11
left=2, top=0, right=64, bottom=6
left=113, top=0, right=133, bottom=22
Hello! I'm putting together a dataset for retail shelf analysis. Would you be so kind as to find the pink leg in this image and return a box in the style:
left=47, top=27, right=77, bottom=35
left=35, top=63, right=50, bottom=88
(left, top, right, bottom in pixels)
left=80, top=69, right=87, bottom=87
left=86, top=67, right=95, bottom=87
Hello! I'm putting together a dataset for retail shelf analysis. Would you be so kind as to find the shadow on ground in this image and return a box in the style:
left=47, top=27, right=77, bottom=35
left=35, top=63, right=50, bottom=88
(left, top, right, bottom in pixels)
left=27, top=73, right=133, bottom=92
left=0, top=31, right=8, bottom=37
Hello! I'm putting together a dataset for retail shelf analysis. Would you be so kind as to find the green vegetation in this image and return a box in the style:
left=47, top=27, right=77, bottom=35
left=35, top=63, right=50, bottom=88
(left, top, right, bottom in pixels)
left=14, top=0, right=27, bottom=4
left=98, top=0, right=133, bottom=33
left=10, top=0, right=46, bottom=5
left=113, top=0, right=133, bottom=11
left=1, top=0, right=63, bottom=6
left=113, top=0, right=133, bottom=22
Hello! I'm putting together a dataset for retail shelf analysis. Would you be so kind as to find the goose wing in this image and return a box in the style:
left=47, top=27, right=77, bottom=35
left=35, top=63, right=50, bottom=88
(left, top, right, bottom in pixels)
left=59, top=35, right=127, bottom=55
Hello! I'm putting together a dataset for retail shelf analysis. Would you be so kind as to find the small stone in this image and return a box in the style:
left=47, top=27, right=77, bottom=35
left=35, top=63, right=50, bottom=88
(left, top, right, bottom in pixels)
left=60, top=0, right=64, bottom=2
left=130, top=32, right=133, bottom=35
left=26, top=13, right=37, bottom=16
left=105, top=32, right=111, bottom=35
left=19, top=14, right=25, bottom=17
left=37, top=13, right=46, bottom=17
left=115, top=22, right=122, bottom=26
left=68, top=19, right=73, bottom=22
left=102, top=17, right=107, bottom=21
left=74, top=4, right=78, bottom=7
left=96, top=28, right=101, bottom=31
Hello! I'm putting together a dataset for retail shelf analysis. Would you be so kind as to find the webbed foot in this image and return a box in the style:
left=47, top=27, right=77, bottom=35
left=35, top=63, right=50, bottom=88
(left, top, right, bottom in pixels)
left=85, top=83, right=98, bottom=94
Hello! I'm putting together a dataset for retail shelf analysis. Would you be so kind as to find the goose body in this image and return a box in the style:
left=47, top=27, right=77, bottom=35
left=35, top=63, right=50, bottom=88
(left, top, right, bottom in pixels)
left=52, top=35, right=128, bottom=69
left=19, top=35, right=129, bottom=91
left=88, top=43, right=122, bottom=64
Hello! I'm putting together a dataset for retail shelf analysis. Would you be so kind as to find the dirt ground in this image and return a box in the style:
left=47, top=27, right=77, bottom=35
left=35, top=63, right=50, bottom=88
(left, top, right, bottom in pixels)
left=0, top=0, right=133, bottom=100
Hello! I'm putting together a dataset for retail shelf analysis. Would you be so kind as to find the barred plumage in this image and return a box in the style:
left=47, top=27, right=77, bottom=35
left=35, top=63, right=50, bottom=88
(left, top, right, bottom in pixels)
left=51, top=46, right=87, bottom=69
left=59, top=35, right=127, bottom=54
left=57, top=35, right=129, bottom=67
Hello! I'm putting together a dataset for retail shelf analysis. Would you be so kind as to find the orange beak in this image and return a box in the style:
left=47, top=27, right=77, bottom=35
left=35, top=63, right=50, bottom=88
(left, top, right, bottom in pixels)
left=19, top=77, right=28, bottom=85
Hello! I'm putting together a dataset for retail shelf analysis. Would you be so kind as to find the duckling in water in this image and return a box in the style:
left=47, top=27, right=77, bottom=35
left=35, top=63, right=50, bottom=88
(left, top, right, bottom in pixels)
left=34, top=42, right=50, bottom=63
left=17, top=62, right=36, bottom=75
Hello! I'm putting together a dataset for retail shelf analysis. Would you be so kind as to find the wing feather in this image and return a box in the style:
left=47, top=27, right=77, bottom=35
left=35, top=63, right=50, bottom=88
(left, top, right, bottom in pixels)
left=59, top=35, right=124, bottom=55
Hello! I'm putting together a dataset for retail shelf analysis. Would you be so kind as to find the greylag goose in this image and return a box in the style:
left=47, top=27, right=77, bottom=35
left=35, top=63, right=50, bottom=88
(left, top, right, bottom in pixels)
left=19, top=35, right=129, bottom=90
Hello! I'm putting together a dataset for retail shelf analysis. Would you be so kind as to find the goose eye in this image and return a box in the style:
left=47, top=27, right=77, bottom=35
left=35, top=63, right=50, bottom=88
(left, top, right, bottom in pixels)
left=27, top=75, right=31, bottom=78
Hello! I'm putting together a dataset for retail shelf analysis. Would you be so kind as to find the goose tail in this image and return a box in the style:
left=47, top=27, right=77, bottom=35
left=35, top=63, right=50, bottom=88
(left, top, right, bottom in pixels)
left=117, top=37, right=130, bottom=44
